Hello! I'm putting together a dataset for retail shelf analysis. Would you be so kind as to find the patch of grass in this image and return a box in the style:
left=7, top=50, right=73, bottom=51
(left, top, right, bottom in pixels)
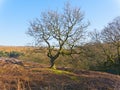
left=50, top=69, right=80, bottom=81
left=50, top=69, right=72, bottom=75
left=70, top=76, right=78, bottom=81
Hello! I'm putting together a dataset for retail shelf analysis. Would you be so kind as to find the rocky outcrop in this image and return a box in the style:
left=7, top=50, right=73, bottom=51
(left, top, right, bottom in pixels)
left=0, top=57, right=23, bottom=66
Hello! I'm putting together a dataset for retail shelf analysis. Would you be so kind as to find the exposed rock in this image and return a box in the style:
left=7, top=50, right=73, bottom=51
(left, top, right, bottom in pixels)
left=0, top=57, right=23, bottom=66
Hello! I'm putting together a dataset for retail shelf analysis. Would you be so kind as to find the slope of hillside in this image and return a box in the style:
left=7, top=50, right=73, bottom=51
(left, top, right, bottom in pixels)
left=0, top=58, right=120, bottom=90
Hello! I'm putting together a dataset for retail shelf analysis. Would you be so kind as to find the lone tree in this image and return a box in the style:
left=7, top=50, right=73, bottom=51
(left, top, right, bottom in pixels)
left=27, top=3, right=89, bottom=68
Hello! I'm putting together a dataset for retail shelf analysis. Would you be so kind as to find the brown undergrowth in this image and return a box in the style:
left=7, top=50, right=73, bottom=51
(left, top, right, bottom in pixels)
left=0, top=58, right=120, bottom=90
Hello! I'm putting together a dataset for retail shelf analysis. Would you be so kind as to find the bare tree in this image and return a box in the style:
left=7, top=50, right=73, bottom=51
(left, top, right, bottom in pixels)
left=90, top=17, right=120, bottom=69
left=101, top=16, right=120, bottom=64
left=27, top=3, right=89, bottom=68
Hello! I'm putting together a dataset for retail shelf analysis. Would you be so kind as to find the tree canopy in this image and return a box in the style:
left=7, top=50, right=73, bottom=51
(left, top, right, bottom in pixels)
left=27, top=3, right=89, bottom=68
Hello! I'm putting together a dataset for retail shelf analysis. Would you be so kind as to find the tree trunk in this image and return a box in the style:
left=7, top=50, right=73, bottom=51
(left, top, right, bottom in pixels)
left=49, top=52, right=60, bottom=69
left=50, top=58, right=56, bottom=69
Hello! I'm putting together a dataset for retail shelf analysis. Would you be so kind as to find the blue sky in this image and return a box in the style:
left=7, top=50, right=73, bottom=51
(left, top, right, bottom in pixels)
left=0, top=0, right=120, bottom=46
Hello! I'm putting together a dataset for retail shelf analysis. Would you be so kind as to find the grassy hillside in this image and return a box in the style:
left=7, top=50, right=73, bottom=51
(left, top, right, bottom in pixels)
left=0, top=46, right=80, bottom=69
left=0, top=46, right=28, bottom=52
left=0, top=58, right=119, bottom=90
left=0, top=45, right=119, bottom=76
